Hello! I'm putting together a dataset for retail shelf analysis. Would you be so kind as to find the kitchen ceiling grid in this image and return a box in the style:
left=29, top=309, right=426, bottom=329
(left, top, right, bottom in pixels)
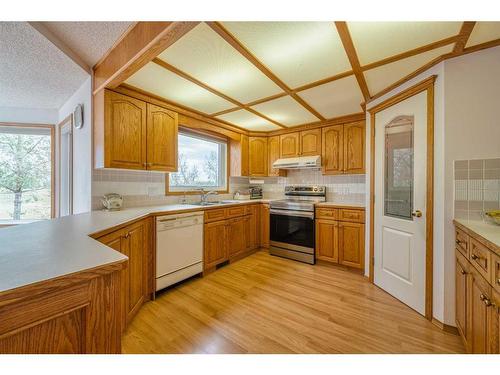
left=124, top=21, right=500, bottom=131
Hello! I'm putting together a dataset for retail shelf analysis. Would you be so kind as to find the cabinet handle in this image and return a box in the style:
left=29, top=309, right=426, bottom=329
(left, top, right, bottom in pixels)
left=461, top=270, right=467, bottom=275
left=471, top=254, right=479, bottom=260
left=124, top=232, right=130, bottom=239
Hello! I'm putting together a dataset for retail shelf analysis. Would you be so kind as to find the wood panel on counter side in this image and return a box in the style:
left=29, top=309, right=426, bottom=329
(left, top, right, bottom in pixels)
left=0, top=261, right=125, bottom=353
left=454, top=221, right=500, bottom=353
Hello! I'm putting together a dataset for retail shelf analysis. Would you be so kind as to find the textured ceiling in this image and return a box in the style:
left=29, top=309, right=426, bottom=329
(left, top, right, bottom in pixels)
left=42, top=21, right=133, bottom=67
left=125, top=21, right=500, bottom=131
left=0, top=22, right=89, bottom=109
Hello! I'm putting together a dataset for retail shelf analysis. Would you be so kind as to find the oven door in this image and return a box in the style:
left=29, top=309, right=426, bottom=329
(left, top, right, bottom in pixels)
left=270, top=209, right=315, bottom=251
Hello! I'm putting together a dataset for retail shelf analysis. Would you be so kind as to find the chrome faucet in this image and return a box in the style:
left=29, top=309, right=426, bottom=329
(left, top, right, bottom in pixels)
left=196, top=188, right=218, bottom=203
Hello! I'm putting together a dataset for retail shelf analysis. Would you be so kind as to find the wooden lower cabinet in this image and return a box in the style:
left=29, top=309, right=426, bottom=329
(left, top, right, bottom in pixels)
left=455, top=251, right=470, bottom=351
left=470, top=266, right=492, bottom=353
left=204, top=204, right=265, bottom=270
left=339, top=222, right=365, bottom=269
left=97, top=218, right=151, bottom=329
left=316, top=219, right=339, bottom=262
left=260, top=204, right=270, bottom=248
left=227, top=216, right=247, bottom=257
left=454, top=221, right=499, bottom=354
left=315, top=207, right=365, bottom=270
left=204, top=220, right=228, bottom=269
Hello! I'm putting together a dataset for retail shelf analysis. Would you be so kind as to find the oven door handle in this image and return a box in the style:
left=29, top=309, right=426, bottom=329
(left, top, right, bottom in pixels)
left=270, top=209, right=314, bottom=219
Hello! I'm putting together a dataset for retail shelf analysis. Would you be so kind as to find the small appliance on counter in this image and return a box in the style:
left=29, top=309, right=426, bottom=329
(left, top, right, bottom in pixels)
left=233, top=189, right=251, bottom=200
left=101, top=193, right=123, bottom=211
left=249, top=186, right=263, bottom=199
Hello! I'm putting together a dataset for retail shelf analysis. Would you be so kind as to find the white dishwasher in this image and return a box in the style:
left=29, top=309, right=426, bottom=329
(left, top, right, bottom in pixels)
left=156, top=211, right=204, bottom=292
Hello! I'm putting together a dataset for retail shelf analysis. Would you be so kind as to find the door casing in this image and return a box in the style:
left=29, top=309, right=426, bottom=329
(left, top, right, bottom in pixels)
left=368, top=75, right=436, bottom=320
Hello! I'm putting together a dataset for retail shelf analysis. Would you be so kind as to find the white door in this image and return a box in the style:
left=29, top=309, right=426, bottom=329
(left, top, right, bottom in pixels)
left=374, top=91, right=427, bottom=316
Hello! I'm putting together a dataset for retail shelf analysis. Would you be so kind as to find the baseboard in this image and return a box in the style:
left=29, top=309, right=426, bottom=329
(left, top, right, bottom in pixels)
left=431, top=318, right=459, bottom=335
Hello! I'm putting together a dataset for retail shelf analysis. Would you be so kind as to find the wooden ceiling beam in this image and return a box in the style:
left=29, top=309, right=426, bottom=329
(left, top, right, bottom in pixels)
left=93, top=22, right=199, bottom=94
left=453, top=22, right=477, bottom=54
left=206, top=21, right=326, bottom=121
left=334, top=22, right=371, bottom=102
left=152, top=58, right=286, bottom=128
left=361, top=35, right=459, bottom=71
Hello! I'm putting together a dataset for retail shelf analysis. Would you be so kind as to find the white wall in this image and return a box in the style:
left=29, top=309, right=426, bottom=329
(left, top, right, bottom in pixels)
left=365, top=45, right=500, bottom=325
left=58, top=76, right=92, bottom=214
left=0, top=106, right=58, bottom=124
left=442, top=46, right=500, bottom=324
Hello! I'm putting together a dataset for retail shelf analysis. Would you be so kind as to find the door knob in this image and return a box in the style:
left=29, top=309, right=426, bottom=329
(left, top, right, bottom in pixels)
left=412, top=210, right=422, bottom=218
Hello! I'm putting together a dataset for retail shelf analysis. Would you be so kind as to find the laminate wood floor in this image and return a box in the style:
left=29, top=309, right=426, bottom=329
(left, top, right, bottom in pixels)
left=122, top=250, right=465, bottom=354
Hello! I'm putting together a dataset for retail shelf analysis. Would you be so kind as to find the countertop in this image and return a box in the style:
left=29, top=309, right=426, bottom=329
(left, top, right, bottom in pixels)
left=454, top=218, right=500, bottom=252
left=0, top=198, right=364, bottom=295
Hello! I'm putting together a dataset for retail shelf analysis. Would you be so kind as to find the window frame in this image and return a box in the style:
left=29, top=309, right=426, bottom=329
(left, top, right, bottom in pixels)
left=0, top=122, right=55, bottom=225
left=165, top=129, right=229, bottom=196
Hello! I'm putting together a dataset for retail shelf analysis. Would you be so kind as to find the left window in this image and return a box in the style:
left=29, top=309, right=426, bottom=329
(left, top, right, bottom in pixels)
left=0, top=124, right=54, bottom=223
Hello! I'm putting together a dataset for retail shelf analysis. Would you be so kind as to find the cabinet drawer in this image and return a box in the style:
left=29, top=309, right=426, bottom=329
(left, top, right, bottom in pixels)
left=492, top=252, right=500, bottom=293
left=316, top=208, right=339, bottom=220
left=226, top=205, right=246, bottom=218
left=470, top=238, right=492, bottom=280
left=204, top=208, right=227, bottom=223
left=455, top=228, right=469, bottom=258
left=339, top=209, right=365, bottom=223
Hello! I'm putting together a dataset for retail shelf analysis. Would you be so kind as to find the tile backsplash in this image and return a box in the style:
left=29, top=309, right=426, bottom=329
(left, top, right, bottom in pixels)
left=454, top=158, right=500, bottom=220
left=92, top=168, right=366, bottom=210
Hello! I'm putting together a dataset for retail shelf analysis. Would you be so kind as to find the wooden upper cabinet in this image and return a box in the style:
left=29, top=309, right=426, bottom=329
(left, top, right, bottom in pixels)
left=249, top=137, right=268, bottom=177
left=343, top=121, right=365, bottom=174
left=230, top=134, right=249, bottom=177
left=280, top=132, right=300, bottom=158
left=95, top=89, right=179, bottom=171
left=104, top=90, right=147, bottom=170
left=322, top=124, right=344, bottom=175
left=146, top=103, right=178, bottom=172
left=268, top=136, right=286, bottom=177
left=300, top=129, right=321, bottom=156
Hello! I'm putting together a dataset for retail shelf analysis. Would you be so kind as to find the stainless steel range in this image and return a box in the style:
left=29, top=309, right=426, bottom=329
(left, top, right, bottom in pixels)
left=269, top=185, right=326, bottom=264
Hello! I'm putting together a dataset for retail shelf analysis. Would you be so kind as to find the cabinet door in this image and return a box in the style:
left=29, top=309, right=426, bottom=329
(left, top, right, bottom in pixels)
left=338, top=222, right=365, bottom=269
left=455, top=254, right=470, bottom=350
left=245, top=208, right=258, bottom=251
left=227, top=217, right=247, bottom=257
left=146, top=103, right=178, bottom=172
left=490, top=289, right=500, bottom=354
left=300, top=129, right=321, bottom=156
left=249, top=137, right=268, bottom=177
left=343, top=121, right=365, bottom=174
left=470, top=268, right=492, bottom=353
left=280, top=132, right=299, bottom=158
left=204, top=220, right=227, bottom=269
left=321, top=125, right=344, bottom=175
left=105, top=90, right=147, bottom=169
left=97, top=229, right=127, bottom=330
left=268, top=135, right=286, bottom=177
left=123, top=219, right=149, bottom=324
left=315, top=219, right=339, bottom=263
left=240, top=134, right=249, bottom=177
left=260, top=204, right=270, bottom=248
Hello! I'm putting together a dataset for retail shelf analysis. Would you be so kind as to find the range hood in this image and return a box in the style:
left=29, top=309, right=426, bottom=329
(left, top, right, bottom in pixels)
left=272, top=155, right=321, bottom=170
